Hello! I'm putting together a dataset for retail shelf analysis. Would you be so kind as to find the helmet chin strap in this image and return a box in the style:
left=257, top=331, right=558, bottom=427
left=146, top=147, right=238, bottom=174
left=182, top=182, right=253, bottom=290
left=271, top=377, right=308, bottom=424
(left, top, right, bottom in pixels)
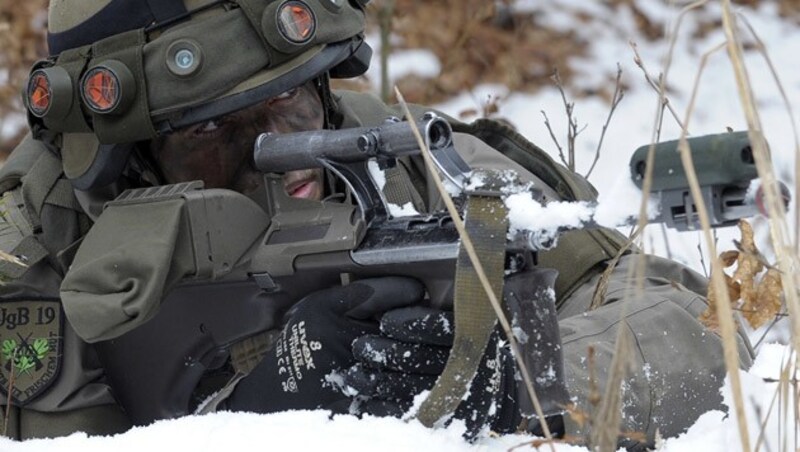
left=314, top=74, right=343, bottom=132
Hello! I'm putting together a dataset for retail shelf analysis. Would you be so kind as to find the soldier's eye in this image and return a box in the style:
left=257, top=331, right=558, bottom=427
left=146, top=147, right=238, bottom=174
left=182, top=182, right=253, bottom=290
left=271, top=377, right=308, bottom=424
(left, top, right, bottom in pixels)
left=190, top=118, right=228, bottom=137
left=197, top=120, right=220, bottom=133
left=270, top=87, right=298, bottom=104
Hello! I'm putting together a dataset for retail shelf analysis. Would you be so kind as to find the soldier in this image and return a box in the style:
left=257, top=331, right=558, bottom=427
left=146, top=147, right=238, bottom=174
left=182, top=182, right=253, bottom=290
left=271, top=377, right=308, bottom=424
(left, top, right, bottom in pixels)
left=0, top=0, right=753, bottom=447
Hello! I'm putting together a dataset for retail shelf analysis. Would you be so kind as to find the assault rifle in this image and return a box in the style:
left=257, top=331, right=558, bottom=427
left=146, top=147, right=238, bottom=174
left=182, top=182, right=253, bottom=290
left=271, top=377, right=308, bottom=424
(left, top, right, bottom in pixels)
left=94, top=114, right=782, bottom=425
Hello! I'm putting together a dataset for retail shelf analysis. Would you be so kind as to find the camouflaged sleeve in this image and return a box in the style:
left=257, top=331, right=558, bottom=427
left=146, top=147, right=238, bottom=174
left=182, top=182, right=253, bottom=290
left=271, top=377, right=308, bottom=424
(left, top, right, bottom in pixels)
left=557, top=254, right=754, bottom=440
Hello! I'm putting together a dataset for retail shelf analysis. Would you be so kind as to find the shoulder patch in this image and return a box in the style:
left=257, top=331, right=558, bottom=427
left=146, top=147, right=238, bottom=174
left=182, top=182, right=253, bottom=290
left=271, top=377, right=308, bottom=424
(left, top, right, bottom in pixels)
left=0, top=299, right=64, bottom=405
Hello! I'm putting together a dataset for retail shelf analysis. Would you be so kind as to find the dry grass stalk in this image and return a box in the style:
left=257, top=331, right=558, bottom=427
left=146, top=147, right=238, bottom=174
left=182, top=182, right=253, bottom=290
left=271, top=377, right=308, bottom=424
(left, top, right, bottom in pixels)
left=0, top=249, right=26, bottom=284
left=0, top=250, right=24, bottom=266
left=2, top=348, right=17, bottom=436
left=629, top=1, right=711, bottom=292
left=630, top=2, right=759, bottom=448
left=589, top=78, right=659, bottom=452
left=395, top=88, right=556, bottom=450
left=589, top=227, right=640, bottom=311
left=588, top=325, right=634, bottom=451
left=718, top=0, right=800, bottom=339
left=719, top=4, right=800, bottom=449
left=588, top=2, right=698, bottom=447
left=678, top=144, right=752, bottom=450
left=667, top=30, right=753, bottom=450
left=678, top=75, right=750, bottom=451
left=735, top=14, right=800, bottom=253
left=606, top=2, right=753, bottom=450
left=753, top=365, right=785, bottom=452
left=761, top=352, right=798, bottom=452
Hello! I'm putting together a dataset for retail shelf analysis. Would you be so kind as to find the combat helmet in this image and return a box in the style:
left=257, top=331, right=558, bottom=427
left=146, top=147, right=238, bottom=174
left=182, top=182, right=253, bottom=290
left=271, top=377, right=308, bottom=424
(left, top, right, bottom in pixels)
left=24, top=0, right=372, bottom=191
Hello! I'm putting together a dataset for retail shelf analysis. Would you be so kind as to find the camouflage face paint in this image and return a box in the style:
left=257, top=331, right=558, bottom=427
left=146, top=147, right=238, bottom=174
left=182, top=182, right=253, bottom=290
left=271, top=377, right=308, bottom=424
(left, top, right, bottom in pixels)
left=149, top=81, right=325, bottom=200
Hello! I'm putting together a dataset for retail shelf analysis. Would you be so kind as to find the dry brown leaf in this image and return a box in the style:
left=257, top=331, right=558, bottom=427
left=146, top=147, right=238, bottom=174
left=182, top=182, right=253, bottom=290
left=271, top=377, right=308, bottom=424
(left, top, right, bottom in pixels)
left=700, top=220, right=786, bottom=332
left=743, top=268, right=783, bottom=329
left=720, top=250, right=740, bottom=267
left=732, top=220, right=764, bottom=309
left=726, top=273, right=742, bottom=302
left=700, top=268, right=741, bottom=333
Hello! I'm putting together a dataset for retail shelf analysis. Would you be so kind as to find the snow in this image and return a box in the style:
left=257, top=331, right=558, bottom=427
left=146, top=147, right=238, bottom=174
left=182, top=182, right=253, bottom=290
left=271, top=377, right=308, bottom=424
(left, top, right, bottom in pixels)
left=387, top=202, right=420, bottom=217
left=505, top=193, right=594, bottom=247
left=0, top=342, right=793, bottom=451
left=661, top=343, right=799, bottom=452
left=367, top=160, right=421, bottom=217
left=366, top=49, right=442, bottom=89
left=4, top=1, right=800, bottom=450
left=1, top=113, right=25, bottom=141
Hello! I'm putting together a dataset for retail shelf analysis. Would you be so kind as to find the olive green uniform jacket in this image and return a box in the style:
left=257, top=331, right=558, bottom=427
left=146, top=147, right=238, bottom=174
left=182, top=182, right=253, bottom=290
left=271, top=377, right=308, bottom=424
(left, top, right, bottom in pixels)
left=0, top=90, right=753, bottom=441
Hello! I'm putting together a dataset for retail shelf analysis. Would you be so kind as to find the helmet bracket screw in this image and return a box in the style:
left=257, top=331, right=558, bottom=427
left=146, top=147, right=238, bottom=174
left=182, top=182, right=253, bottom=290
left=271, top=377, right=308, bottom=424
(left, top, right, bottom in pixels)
left=166, top=39, right=204, bottom=77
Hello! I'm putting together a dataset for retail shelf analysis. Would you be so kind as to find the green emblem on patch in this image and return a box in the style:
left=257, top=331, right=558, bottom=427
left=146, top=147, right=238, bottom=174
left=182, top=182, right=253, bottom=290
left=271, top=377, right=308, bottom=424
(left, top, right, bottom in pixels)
left=3, top=337, right=50, bottom=374
left=0, top=300, right=63, bottom=405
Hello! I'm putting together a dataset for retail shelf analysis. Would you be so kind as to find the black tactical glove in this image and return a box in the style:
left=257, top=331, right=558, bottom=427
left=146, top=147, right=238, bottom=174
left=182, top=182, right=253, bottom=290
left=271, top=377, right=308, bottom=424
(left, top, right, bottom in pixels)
left=344, top=269, right=570, bottom=439
left=226, top=277, right=425, bottom=413
left=344, top=306, right=521, bottom=437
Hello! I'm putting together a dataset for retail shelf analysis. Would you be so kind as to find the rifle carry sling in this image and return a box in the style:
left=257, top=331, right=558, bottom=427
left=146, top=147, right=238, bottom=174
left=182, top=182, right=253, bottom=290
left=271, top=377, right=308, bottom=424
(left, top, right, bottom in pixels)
left=452, top=119, right=630, bottom=302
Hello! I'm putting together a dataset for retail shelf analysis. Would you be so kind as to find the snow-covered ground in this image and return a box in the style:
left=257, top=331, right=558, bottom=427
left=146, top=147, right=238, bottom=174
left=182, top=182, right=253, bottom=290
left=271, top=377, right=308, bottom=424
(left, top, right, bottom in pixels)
left=2, top=344, right=794, bottom=452
left=3, top=1, right=799, bottom=450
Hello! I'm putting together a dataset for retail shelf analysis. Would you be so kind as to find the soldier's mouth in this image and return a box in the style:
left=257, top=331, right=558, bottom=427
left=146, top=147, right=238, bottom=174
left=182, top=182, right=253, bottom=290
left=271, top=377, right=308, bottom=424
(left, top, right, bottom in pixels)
left=285, top=179, right=318, bottom=199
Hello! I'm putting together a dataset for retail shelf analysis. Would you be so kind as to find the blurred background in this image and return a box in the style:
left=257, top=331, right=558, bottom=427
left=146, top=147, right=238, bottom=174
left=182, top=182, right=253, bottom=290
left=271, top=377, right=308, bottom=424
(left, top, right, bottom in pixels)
left=4, top=1, right=797, bottom=159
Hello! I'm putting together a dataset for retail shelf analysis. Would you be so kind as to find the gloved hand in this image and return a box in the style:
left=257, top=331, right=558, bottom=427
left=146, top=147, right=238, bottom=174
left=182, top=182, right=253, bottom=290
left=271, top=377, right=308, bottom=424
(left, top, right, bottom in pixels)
left=225, top=276, right=425, bottom=413
left=343, top=306, right=522, bottom=437
left=344, top=269, right=570, bottom=439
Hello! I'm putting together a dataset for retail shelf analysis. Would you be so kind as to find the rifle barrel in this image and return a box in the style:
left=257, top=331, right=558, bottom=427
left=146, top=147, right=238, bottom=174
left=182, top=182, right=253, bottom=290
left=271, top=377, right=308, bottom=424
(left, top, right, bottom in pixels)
left=253, top=116, right=453, bottom=173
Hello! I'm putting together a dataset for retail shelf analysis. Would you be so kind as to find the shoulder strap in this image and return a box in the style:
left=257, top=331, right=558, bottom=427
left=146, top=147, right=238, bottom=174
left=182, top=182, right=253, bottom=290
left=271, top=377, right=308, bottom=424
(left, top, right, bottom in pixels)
left=21, top=150, right=81, bottom=228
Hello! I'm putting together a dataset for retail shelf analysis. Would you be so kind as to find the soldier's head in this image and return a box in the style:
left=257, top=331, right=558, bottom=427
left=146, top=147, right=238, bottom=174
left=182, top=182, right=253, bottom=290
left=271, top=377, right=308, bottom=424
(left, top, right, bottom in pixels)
left=24, top=0, right=372, bottom=207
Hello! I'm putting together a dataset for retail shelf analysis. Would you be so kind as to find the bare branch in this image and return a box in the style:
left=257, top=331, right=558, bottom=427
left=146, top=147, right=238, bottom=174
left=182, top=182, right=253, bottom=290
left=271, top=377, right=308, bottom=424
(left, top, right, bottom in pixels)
left=585, top=63, right=625, bottom=179
left=753, top=314, right=786, bottom=350
left=552, top=69, right=578, bottom=171
left=629, top=41, right=685, bottom=130
left=541, top=110, right=567, bottom=167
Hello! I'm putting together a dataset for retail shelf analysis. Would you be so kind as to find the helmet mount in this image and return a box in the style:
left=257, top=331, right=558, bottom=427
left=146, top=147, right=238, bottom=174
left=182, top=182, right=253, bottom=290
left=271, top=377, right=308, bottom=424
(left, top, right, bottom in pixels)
left=28, top=0, right=372, bottom=189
